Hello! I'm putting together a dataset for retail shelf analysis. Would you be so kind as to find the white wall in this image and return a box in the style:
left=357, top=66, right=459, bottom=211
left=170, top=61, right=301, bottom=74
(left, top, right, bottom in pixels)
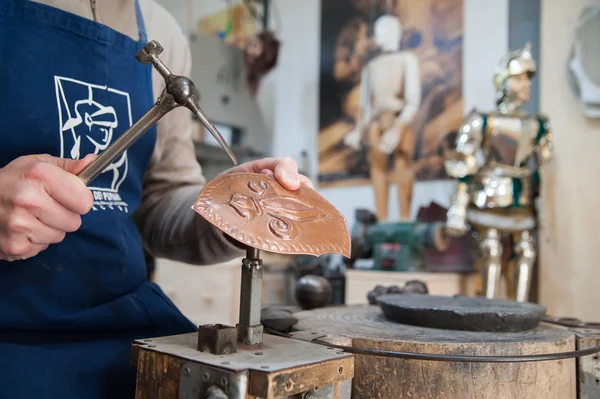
left=155, top=0, right=226, bottom=30
left=157, top=0, right=509, bottom=227
left=538, top=0, right=600, bottom=320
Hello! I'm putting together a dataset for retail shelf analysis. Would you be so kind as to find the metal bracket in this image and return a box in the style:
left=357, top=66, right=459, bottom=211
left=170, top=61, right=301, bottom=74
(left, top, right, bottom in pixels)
left=179, top=362, right=248, bottom=399
left=197, top=323, right=238, bottom=355
left=302, top=384, right=335, bottom=399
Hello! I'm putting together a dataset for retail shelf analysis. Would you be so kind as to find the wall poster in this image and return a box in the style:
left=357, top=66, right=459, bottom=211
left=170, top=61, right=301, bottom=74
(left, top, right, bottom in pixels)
left=197, top=3, right=260, bottom=49
left=318, top=0, right=464, bottom=191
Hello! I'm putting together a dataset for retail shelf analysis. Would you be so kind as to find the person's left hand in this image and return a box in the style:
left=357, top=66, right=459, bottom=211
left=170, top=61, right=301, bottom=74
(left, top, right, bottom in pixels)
left=379, top=126, right=403, bottom=155
left=221, top=157, right=314, bottom=190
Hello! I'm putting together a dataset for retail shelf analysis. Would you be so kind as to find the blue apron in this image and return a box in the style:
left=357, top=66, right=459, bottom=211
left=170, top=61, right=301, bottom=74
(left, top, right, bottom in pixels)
left=0, top=1, right=197, bottom=398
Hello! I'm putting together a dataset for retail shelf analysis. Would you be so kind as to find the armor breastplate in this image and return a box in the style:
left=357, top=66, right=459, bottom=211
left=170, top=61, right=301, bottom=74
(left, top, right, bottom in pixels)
left=485, top=113, right=540, bottom=173
left=469, top=113, right=541, bottom=209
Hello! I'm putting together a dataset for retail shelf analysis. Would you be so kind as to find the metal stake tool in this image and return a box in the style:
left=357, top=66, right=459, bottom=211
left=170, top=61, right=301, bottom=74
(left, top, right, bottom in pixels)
left=237, top=247, right=264, bottom=346
left=196, top=247, right=263, bottom=355
left=78, top=40, right=237, bottom=186
left=196, top=246, right=265, bottom=353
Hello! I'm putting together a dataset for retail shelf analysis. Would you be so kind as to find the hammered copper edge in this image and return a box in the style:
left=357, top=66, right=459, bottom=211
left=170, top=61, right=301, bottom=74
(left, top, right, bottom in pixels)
left=191, top=173, right=351, bottom=257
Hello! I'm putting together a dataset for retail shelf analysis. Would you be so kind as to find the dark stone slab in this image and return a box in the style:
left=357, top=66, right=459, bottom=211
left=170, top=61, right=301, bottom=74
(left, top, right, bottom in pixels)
left=377, top=294, right=547, bottom=332
left=261, top=306, right=299, bottom=333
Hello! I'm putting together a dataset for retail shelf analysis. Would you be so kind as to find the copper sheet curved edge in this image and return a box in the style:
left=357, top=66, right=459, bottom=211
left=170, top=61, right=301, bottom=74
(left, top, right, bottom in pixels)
left=191, top=172, right=351, bottom=258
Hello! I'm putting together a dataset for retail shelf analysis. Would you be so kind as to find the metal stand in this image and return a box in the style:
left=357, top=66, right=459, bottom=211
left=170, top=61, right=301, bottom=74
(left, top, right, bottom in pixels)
left=132, top=246, right=354, bottom=399
left=237, top=247, right=264, bottom=346
left=196, top=247, right=264, bottom=354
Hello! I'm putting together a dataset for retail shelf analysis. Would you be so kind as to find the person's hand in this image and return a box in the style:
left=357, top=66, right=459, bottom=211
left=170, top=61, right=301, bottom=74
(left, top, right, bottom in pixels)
left=344, top=127, right=362, bottom=150
left=223, top=157, right=314, bottom=190
left=0, top=154, right=96, bottom=261
left=378, top=125, right=403, bottom=155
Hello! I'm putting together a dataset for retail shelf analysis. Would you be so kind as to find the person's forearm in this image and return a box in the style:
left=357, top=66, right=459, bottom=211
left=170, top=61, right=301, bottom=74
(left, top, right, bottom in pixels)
left=398, top=55, right=421, bottom=124
left=396, top=83, right=419, bottom=125
left=396, top=102, right=418, bottom=125
left=134, top=185, right=245, bottom=265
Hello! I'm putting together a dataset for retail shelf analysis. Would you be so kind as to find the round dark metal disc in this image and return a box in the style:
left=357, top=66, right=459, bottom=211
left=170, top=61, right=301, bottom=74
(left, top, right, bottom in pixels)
left=377, top=294, right=547, bottom=332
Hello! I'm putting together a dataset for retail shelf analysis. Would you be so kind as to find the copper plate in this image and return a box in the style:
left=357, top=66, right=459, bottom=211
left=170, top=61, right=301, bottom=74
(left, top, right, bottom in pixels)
left=192, top=173, right=350, bottom=257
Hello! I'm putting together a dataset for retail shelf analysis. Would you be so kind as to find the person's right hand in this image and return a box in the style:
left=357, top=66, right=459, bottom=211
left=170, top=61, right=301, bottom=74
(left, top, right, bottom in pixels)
left=0, top=154, right=96, bottom=262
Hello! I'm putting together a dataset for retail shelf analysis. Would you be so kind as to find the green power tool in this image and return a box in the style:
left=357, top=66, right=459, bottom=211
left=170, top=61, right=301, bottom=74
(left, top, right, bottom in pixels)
left=348, top=209, right=450, bottom=272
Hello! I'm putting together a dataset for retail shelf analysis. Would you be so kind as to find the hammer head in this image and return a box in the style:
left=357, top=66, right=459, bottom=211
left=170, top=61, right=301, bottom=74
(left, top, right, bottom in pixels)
left=134, top=40, right=238, bottom=165
left=136, top=40, right=164, bottom=65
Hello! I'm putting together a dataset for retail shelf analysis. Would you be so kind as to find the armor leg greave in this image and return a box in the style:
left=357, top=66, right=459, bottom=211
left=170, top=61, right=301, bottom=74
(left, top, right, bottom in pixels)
left=480, top=228, right=503, bottom=299
left=514, top=230, right=536, bottom=302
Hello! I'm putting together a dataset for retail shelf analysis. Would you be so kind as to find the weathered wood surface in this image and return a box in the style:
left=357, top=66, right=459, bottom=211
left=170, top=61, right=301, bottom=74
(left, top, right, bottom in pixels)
left=575, top=328, right=600, bottom=399
left=133, top=347, right=184, bottom=399
left=318, top=335, right=354, bottom=399
left=248, top=354, right=353, bottom=398
left=294, top=305, right=577, bottom=399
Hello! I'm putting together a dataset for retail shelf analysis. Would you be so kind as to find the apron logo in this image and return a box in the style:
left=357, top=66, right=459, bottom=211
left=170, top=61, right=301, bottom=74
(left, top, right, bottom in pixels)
left=54, top=76, right=132, bottom=213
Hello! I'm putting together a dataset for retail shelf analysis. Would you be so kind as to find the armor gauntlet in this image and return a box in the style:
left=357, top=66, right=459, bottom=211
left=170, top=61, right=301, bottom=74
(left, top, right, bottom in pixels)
left=444, top=110, right=485, bottom=179
left=445, top=182, right=470, bottom=237
left=443, top=110, right=486, bottom=237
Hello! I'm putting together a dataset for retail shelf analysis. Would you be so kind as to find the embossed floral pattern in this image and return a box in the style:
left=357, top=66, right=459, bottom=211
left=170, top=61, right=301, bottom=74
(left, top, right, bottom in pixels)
left=193, top=173, right=351, bottom=257
left=226, top=180, right=326, bottom=239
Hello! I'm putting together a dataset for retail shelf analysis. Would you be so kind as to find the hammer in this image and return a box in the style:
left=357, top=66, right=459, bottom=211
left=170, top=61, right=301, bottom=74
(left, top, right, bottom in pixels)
left=78, top=40, right=238, bottom=186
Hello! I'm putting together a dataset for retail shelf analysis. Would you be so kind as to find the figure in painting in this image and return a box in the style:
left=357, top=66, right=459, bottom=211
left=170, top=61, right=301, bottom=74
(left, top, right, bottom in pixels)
left=344, top=14, right=421, bottom=221
left=243, top=31, right=281, bottom=96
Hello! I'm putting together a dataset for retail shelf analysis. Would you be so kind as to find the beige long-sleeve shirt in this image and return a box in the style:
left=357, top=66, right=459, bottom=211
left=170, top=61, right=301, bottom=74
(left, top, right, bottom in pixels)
left=32, top=0, right=245, bottom=264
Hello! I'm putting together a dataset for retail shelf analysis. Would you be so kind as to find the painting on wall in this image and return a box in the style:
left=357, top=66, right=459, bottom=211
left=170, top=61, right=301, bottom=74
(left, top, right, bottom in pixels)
left=197, top=3, right=260, bottom=49
left=317, top=0, right=464, bottom=188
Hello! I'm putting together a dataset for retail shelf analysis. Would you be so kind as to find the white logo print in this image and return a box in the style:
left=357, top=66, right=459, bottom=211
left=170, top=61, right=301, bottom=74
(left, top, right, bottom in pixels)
left=54, top=76, right=132, bottom=212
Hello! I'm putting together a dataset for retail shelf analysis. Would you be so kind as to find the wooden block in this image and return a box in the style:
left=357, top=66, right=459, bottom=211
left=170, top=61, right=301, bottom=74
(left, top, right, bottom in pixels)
left=134, top=349, right=182, bottom=399
left=574, top=328, right=600, bottom=399
left=295, top=305, right=577, bottom=399
left=318, top=335, right=353, bottom=399
left=155, top=256, right=296, bottom=327
left=248, top=356, right=352, bottom=398
left=154, top=258, right=242, bottom=326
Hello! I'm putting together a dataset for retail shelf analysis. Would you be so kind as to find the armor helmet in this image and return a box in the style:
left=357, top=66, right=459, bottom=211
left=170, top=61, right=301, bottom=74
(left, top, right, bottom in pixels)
left=494, top=43, right=536, bottom=91
left=374, top=14, right=402, bottom=53
left=494, top=43, right=537, bottom=107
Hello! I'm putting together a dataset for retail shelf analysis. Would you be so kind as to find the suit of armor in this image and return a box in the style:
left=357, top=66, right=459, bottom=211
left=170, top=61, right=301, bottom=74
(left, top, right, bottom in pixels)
left=444, top=43, right=553, bottom=302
